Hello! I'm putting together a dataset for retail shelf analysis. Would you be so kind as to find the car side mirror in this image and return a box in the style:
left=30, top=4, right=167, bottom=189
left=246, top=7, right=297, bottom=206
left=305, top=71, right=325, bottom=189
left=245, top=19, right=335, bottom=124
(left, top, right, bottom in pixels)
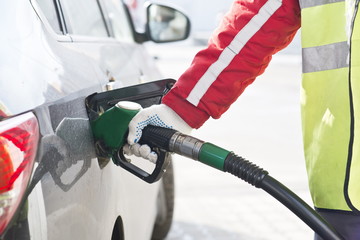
left=146, top=4, right=190, bottom=43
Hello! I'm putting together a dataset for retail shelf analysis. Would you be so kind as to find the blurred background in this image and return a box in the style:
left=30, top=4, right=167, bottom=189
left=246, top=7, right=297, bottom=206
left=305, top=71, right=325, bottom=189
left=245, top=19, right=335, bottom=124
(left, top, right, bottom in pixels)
left=129, top=1, right=310, bottom=239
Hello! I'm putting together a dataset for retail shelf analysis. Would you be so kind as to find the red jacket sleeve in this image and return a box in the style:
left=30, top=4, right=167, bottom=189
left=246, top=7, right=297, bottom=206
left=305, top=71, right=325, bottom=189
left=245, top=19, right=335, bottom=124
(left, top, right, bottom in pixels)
left=162, top=0, right=301, bottom=128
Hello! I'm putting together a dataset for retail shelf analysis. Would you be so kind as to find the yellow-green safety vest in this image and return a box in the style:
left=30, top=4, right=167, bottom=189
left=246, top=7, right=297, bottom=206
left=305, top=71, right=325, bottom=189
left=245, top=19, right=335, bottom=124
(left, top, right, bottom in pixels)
left=300, top=0, right=360, bottom=212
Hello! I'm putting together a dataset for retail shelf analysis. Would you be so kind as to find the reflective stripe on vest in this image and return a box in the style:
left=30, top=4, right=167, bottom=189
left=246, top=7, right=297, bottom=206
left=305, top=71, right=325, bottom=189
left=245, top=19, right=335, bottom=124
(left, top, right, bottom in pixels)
left=300, top=0, right=343, bottom=9
left=300, top=0, right=360, bottom=212
left=302, top=41, right=349, bottom=73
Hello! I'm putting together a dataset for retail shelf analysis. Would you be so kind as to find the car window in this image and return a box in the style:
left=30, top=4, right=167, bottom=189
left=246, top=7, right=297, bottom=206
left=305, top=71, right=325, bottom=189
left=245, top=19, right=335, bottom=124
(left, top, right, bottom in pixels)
left=60, top=0, right=108, bottom=37
left=102, top=0, right=134, bottom=42
left=35, top=0, right=62, bottom=34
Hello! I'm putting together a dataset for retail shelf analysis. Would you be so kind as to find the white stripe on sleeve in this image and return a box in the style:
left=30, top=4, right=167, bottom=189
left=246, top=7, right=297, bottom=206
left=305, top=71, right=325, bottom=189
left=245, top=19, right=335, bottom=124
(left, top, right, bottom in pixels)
left=186, top=0, right=283, bottom=106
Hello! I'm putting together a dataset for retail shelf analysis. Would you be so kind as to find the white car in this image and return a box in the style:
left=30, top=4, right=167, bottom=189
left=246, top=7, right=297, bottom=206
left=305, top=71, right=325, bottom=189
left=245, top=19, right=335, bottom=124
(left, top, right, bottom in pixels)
left=0, top=0, right=189, bottom=239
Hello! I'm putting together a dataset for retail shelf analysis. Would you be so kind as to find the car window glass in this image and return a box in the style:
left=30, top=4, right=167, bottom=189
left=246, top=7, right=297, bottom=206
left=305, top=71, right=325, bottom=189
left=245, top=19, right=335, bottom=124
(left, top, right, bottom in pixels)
left=102, top=0, right=134, bottom=42
left=60, top=0, right=108, bottom=37
left=36, top=0, right=62, bottom=34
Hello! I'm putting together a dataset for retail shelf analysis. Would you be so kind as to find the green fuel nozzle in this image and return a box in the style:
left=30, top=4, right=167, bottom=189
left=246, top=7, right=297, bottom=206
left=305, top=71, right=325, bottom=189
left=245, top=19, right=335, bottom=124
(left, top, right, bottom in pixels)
left=90, top=101, right=141, bottom=157
left=89, top=99, right=268, bottom=186
left=85, top=79, right=176, bottom=183
left=89, top=101, right=171, bottom=183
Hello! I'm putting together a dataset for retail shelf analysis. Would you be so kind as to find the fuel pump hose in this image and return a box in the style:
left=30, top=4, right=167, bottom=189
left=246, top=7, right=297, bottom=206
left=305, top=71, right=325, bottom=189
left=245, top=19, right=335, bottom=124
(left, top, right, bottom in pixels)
left=140, top=126, right=343, bottom=240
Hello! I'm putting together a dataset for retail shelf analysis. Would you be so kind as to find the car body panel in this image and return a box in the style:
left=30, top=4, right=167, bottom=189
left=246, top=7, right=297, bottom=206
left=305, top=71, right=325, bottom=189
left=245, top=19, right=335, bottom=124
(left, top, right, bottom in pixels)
left=0, top=0, right=103, bottom=116
left=0, top=0, right=179, bottom=239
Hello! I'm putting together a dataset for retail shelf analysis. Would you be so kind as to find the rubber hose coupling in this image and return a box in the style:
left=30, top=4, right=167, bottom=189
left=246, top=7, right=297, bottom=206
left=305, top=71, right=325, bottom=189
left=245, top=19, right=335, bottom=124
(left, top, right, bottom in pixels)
left=224, top=152, right=268, bottom=188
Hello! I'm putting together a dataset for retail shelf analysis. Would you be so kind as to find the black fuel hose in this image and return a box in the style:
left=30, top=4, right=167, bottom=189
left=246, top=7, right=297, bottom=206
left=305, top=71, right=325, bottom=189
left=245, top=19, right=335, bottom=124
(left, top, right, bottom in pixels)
left=141, top=126, right=343, bottom=240
left=224, top=152, right=342, bottom=240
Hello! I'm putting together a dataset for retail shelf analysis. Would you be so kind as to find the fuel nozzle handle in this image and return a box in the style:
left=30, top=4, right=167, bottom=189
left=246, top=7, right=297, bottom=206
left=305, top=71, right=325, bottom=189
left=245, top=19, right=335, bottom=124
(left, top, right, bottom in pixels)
left=140, top=126, right=177, bottom=152
left=141, top=126, right=268, bottom=186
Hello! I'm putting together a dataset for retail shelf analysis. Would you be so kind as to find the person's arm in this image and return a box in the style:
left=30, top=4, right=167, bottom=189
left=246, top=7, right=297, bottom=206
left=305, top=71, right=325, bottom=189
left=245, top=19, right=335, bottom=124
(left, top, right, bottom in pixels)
left=127, top=0, right=301, bottom=160
left=162, top=0, right=301, bottom=129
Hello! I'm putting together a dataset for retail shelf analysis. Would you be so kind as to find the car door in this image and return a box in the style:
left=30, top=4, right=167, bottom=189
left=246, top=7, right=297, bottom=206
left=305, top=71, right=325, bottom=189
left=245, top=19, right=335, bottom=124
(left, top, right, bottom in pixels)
left=0, top=0, right=109, bottom=238
left=30, top=1, right=162, bottom=239
left=23, top=1, right=115, bottom=239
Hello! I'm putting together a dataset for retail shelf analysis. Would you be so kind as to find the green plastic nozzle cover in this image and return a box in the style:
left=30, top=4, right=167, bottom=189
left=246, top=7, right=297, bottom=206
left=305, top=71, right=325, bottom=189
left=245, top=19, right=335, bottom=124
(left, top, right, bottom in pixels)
left=90, top=101, right=141, bottom=156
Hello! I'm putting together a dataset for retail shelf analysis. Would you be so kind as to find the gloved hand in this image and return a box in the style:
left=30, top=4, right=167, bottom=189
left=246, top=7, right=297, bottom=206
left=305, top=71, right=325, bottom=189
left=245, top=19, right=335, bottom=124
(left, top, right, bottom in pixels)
left=125, top=104, right=192, bottom=162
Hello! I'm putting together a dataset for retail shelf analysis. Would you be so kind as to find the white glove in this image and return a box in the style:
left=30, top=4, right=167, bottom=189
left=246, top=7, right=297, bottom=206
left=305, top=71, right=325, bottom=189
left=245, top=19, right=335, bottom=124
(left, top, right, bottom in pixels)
left=123, top=143, right=158, bottom=163
left=125, top=104, right=192, bottom=162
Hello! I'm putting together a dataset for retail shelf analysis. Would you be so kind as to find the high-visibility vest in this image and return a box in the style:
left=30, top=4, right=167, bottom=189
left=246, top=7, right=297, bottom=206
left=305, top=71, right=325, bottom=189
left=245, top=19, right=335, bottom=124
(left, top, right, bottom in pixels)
left=300, top=0, right=360, bottom=212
